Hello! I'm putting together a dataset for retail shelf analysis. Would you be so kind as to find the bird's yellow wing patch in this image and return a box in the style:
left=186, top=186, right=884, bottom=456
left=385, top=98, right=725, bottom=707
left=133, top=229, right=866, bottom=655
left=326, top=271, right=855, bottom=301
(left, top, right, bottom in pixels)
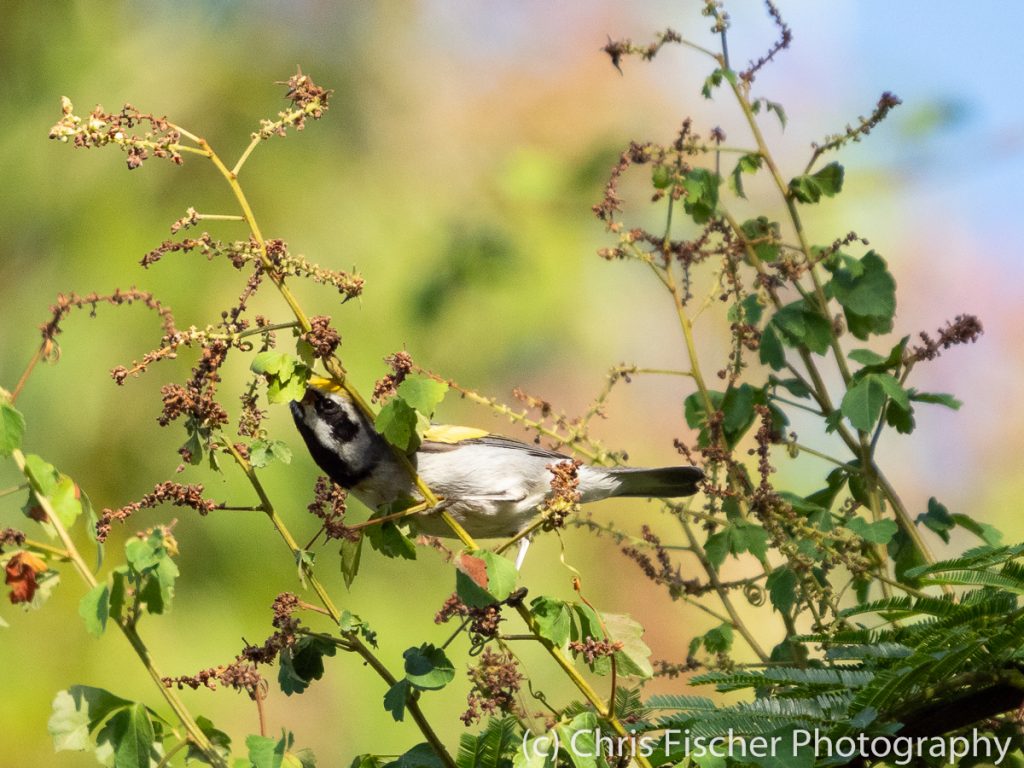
left=423, top=424, right=489, bottom=444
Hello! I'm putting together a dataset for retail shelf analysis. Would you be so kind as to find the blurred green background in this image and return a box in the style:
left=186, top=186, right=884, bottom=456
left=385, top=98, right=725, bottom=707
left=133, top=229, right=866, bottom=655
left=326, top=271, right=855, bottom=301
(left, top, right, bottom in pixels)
left=2, top=1, right=1023, bottom=764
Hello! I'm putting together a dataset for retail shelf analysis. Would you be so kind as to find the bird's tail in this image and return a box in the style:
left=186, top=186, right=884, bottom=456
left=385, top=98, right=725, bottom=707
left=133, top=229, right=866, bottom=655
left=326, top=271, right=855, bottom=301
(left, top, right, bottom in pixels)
left=606, top=466, right=704, bottom=498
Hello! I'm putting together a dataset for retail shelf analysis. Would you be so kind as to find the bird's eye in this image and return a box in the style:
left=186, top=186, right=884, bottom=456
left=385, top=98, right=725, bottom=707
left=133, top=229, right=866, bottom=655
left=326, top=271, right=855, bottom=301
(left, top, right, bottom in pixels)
left=317, top=398, right=340, bottom=416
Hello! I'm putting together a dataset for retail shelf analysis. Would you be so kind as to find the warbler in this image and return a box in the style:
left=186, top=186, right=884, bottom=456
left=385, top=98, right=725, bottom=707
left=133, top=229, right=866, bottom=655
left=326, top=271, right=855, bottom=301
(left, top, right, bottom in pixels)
left=290, top=377, right=703, bottom=559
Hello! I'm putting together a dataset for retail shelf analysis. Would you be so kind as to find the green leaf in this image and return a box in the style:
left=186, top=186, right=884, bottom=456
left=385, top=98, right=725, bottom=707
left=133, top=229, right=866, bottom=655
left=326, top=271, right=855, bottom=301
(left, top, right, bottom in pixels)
left=530, top=596, right=572, bottom=648
left=759, top=324, right=786, bottom=370
left=602, top=613, right=653, bottom=678
left=385, top=743, right=445, bottom=768
left=875, top=372, right=909, bottom=410
left=732, top=520, right=769, bottom=562
left=250, top=439, right=293, bottom=468
left=789, top=162, right=844, bottom=203
left=840, top=374, right=888, bottom=432
left=739, top=217, right=781, bottom=263
left=766, top=568, right=798, bottom=615
left=909, top=391, right=962, bottom=410
left=703, top=529, right=730, bottom=570
left=267, top=366, right=310, bottom=404
left=22, top=454, right=84, bottom=531
left=917, top=497, right=955, bottom=543
left=555, top=712, right=601, bottom=768
left=748, top=725, right=815, bottom=768
left=376, top=398, right=419, bottom=452
left=680, top=168, right=720, bottom=224
left=0, top=398, right=26, bottom=457
left=457, top=717, right=518, bottom=768
left=112, top=703, right=156, bottom=768
left=727, top=294, right=763, bottom=326
left=701, top=68, right=728, bottom=99
left=455, top=551, right=516, bottom=607
left=770, top=301, right=832, bottom=355
left=702, top=623, right=734, bottom=654
left=848, top=348, right=889, bottom=367
left=250, top=352, right=294, bottom=377
left=403, top=644, right=456, bottom=690
left=383, top=679, right=412, bottom=722
left=365, top=520, right=417, bottom=561
left=49, top=689, right=102, bottom=752
left=79, top=582, right=110, bottom=638
left=830, top=252, right=895, bottom=318
left=951, top=514, right=1003, bottom=546
left=340, top=610, right=379, bottom=648
left=247, top=733, right=285, bottom=768
left=651, top=164, right=672, bottom=189
left=187, top=716, right=232, bottom=765
left=279, top=636, right=336, bottom=695
left=340, top=535, right=362, bottom=588
left=730, top=153, right=762, bottom=198
left=847, top=516, right=898, bottom=545
left=720, top=384, right=757, bottom=447
left=765, top=100, right=787, bottom=129
left=251, top=352, right=310, bottom=404
left=397, top=376, right=449, bottom=419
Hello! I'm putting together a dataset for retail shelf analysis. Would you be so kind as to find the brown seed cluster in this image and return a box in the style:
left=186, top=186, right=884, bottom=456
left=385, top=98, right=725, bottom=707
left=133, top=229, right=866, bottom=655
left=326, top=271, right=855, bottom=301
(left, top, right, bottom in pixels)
left=302, top=315, right=341, bottom=359
left=41, top=289, right=177, bottom=349
left=48, top=98, right=184, bottom=169
left=255, top=70, right=333, bottom=140
left=372, top=351, right=414, bottom=403
left=141, top=233, right=217, bottom=268
left=601, top=28, right=682, bottom=74
left=0, top=528, right=27, bottom=553
left=461, top=648, right=524, bottom=726
left=163, top=593, right=301, bottom=696
left=739, top=0, right=792, bottom=84
left=96, top=482, right=217, bottom=542
left=908, top=314, right=983, bottom=363
left=568, top=637, right=624, bottom=665
left=539, top=459, right=582, bottom=530
left=622, top=525, right=702, bottom=599
left=307, top=477, right=358, bottom=541
left=434, top=593, right=502, bottom=643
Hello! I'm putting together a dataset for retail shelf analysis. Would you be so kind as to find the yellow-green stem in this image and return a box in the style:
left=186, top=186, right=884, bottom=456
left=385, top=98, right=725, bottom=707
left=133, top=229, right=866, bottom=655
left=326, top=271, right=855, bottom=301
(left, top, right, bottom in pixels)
left=12, top=448, right=225, bottom=766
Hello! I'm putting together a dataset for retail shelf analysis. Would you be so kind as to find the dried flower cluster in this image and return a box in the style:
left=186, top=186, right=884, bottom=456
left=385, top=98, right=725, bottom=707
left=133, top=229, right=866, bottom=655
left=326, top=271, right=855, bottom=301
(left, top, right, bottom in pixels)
left=49, top=98, right=184, bottom=168
left=302, top=315, right=341, bottom=359
left=461, top=648, right=524, bottom=726
left=568, top=637, right=624, bottom=665
left=164, top=593, right=301, bottom=696
left=96, top=482, right=217, bottom=542
left=908, top=314, right=983, bottom=363
left=739, top=0, right=792, bottom=84
left=622, top=525, right=702, bottom=599
left=0, top=528, right=27, bottom=553
left=372, top=350, right=414, bottom=403
left=434, top=593, right=503, bottom=643
left=40, top=289, right=177, bottom=353
left=539, top=459, right=582, bottom=530
left=255, top=70, right=332, bottom=140
left=307, top=477, right=357, bottom=541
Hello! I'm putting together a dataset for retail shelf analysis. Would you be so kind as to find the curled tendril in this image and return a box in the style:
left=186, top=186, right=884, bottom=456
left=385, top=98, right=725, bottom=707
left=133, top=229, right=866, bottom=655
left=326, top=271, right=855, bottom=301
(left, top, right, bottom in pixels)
left=744, top=582, right=765, bottom=606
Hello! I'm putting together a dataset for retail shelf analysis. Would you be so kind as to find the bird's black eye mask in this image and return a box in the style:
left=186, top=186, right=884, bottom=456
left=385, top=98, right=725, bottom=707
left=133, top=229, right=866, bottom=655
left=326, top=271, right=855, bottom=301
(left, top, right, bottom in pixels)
left=310, top=390, right=360, bottom=443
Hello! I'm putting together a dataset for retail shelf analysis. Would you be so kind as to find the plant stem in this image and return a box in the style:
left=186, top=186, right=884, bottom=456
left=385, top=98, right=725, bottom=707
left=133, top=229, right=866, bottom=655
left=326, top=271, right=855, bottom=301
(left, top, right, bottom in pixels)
left=12, top=448, right=226, bottom=766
